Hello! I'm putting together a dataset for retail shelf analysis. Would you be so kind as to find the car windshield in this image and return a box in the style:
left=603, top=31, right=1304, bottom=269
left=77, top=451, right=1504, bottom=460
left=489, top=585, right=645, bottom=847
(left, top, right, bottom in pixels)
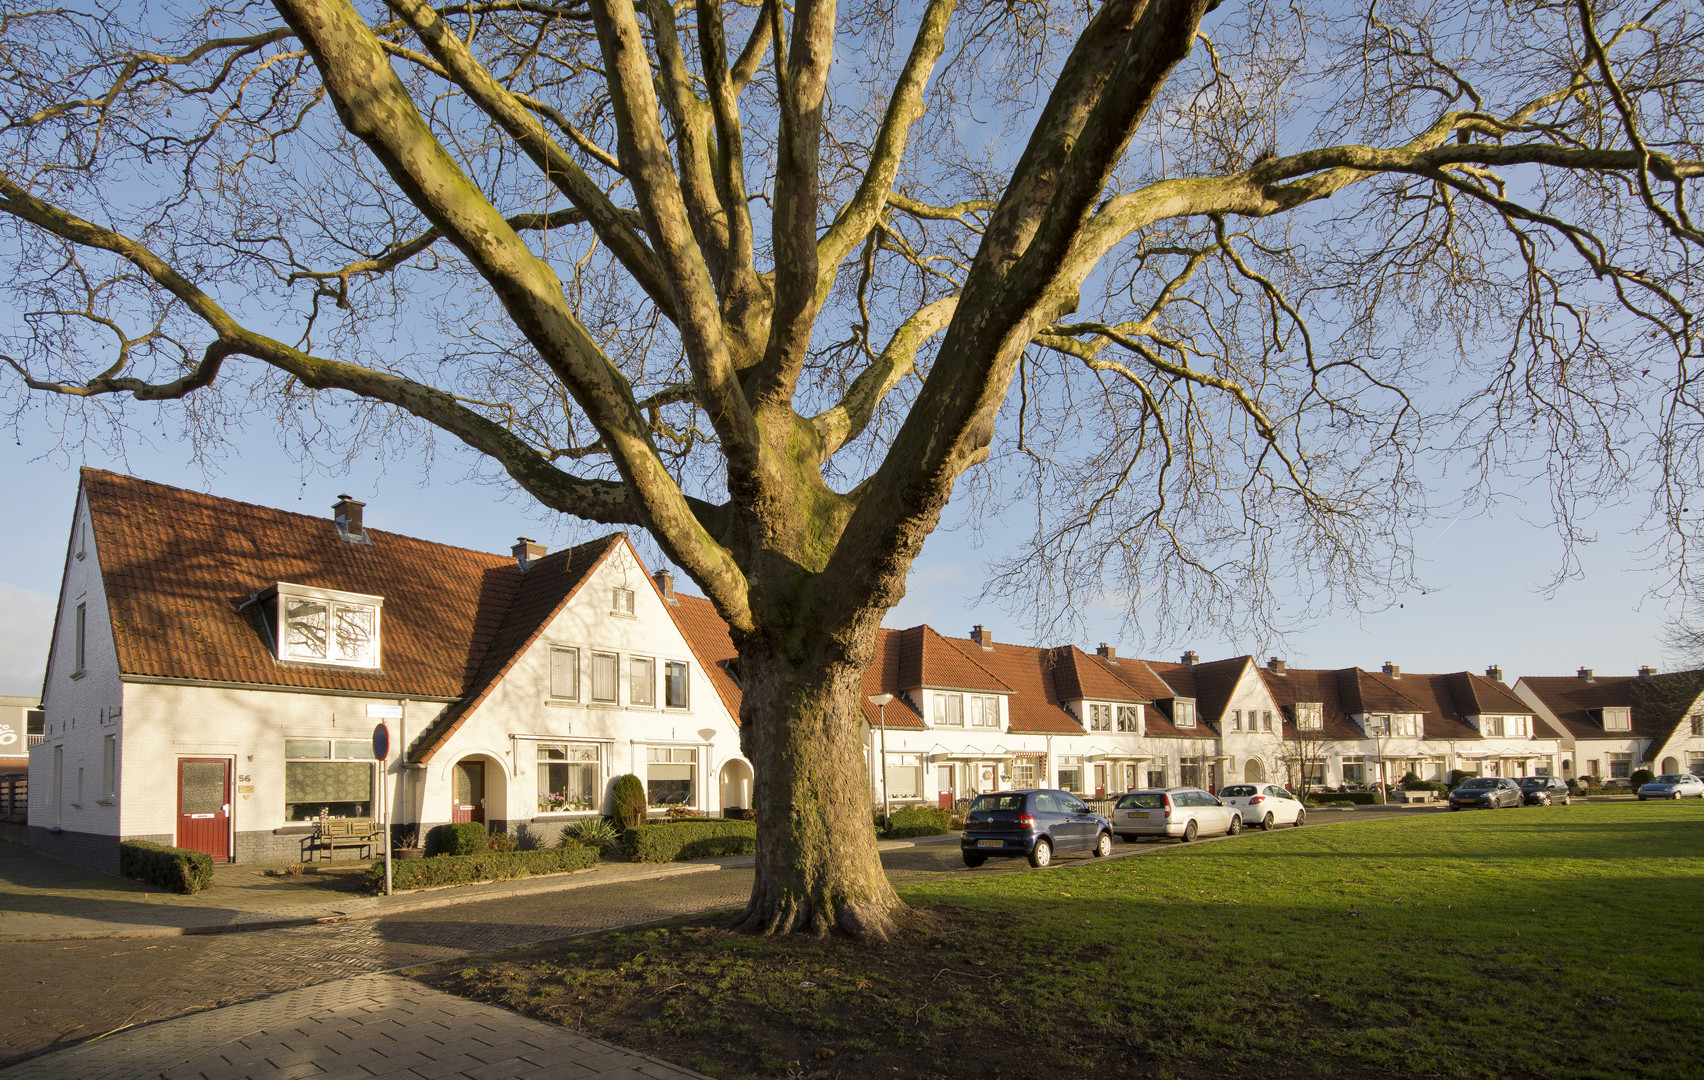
left=1221, top=785, right=1258, bottom=797
left=1656, top=775, right=1689, bottom=784
left=1460, top=778, right=1496, bottom=789
left=1115, top=792, right=1166, bottom=810
left=970, top=794, right=1026, bottom=813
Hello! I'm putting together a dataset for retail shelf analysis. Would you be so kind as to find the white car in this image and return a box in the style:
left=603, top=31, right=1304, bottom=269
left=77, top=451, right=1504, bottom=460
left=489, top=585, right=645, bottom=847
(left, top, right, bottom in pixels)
left=1638, top=773, right=1704, bottom=800
left=1110, top=787, right=1241, bottom=842
left=1216, top=783, right=1307, bottom=831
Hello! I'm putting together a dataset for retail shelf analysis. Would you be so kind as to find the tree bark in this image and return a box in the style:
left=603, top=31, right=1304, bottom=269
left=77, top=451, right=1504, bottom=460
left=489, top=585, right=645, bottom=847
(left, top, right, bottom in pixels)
left=732, top=631, right=904, bottom=940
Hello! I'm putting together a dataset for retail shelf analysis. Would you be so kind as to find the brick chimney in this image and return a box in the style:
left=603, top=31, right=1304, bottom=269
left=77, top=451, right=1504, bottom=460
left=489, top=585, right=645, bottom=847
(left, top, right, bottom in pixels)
left=1382, top=661, right=1400, bottom=678
left=512, top=537, right=547, bottom=571
left=1181, top=650, right=1199, bottom=666
left=332, top=495, right=368, bottom=544
left=1639, top=665, right=1657, bottom=680
left=653, top=568, right=678, bottom=604
left=1485, top=665, right=1503, bottom=683
left=1096, top=643, right=1118, bottom=663
left=1578, top=667, right=1594, bottom=682
left=1268, top=657, right=1286, bottom=673
left=970, top=625, right=994, bottom=651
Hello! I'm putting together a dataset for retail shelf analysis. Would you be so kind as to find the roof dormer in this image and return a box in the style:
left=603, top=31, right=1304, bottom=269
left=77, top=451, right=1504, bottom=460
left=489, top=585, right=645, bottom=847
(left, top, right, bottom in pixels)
left=265, top=583, right=383, bottom=669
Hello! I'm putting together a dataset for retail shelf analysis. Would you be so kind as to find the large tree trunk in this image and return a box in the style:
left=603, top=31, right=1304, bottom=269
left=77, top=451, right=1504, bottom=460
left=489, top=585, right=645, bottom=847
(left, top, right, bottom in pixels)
left=732, top=633, right=904, bottom=941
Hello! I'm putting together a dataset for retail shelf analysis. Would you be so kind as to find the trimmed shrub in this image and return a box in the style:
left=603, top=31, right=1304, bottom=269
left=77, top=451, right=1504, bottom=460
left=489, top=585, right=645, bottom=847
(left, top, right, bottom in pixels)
left=612, top=773, right=648, bottom=831
left=561, top=818, right=622, bottom=855
left=372, top=845, right=598, bottom=891
left=1307, top=791, right=1379, bottom=806
left=121, top=840, right=214, bottom=894
left=1402, top=777, right=1450, bottom=792
left=487, top=830, right=518, bottom=853
left=1581, top=775, right=1603, bottom=790
left=623, top=819, right=757, bottom=862
left=1448, top=770, right=1473, bottom=788
left=881, top=804, right=951, bottom=838
left=433, top=821, right=489, bottom=856
left=1631, top=769, right=1656, bottom=788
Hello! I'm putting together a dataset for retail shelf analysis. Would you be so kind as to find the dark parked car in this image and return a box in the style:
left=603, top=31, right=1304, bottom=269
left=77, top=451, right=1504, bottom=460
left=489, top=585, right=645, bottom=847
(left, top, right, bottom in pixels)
left=1448, top=776, right=1523, bottom=810
left=961, top=789, right=1113, bottom=868
left=1517, top=776, right=1572, bottom=805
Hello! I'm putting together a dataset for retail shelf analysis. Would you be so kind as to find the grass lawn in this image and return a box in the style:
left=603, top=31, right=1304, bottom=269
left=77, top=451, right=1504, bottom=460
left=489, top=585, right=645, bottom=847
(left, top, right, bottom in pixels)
left=412, top=803, right=1704, bottom=1079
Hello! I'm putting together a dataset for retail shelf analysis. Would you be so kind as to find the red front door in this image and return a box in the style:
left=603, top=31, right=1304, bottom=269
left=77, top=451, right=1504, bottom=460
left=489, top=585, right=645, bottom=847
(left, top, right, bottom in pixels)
left=452, top=759, right=485, bottom=824
left=177, top=758, right=231, bottom=862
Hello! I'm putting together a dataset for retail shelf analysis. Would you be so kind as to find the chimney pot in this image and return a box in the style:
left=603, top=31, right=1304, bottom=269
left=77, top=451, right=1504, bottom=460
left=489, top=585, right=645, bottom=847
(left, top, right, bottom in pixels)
left=1096, top=643, right=1117, bottom=663
left=1268, top=656, right=1286, bottom=673
left=1485, top=665, right=1503, bottom=682
left=332, top=495, right=367, bottom=543
left=1382, top=661, right=1400, bottom=678
left=970, top=625, right=994, bottom=651
left=1639, top=665, right=1657, bottom=680
left=1578, top=667, right=1594, bottom=682
left=653, top=568, right=677, bottom=603
left=1181, top=650, right=1199, bottom=666
left=511, top=537, right=547, bottom=570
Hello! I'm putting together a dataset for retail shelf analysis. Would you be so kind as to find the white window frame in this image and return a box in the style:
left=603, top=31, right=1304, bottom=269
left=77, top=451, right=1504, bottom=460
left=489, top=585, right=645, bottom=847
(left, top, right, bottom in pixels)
left=1602, top=707, right=1632, bottom=732
left=1056, top=754, right=1086, bottom=794
left=1089, top=703, right=1112, bottom=731
left=1117, top=705, right=1140, bottom=732
left=664, top=660, right=690, bottom=709
left=933, top=693, right=965, bottom=727
left=969, top=695, right=1001, bottom=728
left=549, top=646, right=580, bottom=701
left=102, top=734, right=117, bottom=799
left=1173, top=700, right=1196, bottom=728
left=1295, top=703, right=1324, bottom=731
left=275, top=584, right=383, bottom=669
left=283, top=737, right=376, bottom=821
left=536, top=742, right=603, bottom=813
left=590, top=651, right=619, bottom=703
left=611, top=587, right=636, bottom=617
left=1261, top=710, right=1274, bottom=732
left=73, top=601, right=87, bottom=676
left=630, top=656, right=656, bottom=707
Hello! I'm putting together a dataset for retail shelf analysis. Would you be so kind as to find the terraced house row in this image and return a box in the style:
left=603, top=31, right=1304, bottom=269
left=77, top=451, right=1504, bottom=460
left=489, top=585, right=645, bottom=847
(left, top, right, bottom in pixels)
left=28, top=471, right=1704, bottom=873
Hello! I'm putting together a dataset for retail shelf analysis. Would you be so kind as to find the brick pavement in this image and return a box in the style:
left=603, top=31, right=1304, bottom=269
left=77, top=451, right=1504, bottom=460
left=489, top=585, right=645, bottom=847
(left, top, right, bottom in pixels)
left=0, top=973, right=708, bottom=1080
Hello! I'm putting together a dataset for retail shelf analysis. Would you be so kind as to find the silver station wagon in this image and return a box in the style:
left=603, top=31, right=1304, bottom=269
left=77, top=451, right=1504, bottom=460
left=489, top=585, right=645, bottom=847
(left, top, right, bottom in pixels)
left=1110, top=787, right=1241, bottom=843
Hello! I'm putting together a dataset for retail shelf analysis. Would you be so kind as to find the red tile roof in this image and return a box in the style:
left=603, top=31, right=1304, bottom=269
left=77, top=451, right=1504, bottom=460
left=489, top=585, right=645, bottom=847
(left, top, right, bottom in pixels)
left=938, top=636, right=1086, bottom=735
left=895, top=625, right=1013, bottom=693
left=1519, top=671, right=1704, bottom=748
left=1052, top=647, right=1148, bottom=703
left=1255, top=666, right=1364, bottom=741
left=77, top=469, right=520, bottom=701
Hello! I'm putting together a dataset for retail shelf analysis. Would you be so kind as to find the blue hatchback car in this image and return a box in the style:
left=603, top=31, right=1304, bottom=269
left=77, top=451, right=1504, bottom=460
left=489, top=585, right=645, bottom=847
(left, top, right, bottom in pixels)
left=960, top=788, right=1114, bottom=868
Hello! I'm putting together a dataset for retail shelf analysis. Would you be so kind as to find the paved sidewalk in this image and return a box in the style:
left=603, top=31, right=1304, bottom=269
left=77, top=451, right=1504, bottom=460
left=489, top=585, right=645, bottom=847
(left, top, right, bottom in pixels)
left=0, top=842, right=722, bottom=942
left=0, top=973, right=708, bottom=1080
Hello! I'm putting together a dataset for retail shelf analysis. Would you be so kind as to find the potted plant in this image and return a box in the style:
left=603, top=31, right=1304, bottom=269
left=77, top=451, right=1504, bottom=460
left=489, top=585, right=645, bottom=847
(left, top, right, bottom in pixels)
left=391, top=829, right=424, bottom=860
left=538, top=790, right=567, bottom=813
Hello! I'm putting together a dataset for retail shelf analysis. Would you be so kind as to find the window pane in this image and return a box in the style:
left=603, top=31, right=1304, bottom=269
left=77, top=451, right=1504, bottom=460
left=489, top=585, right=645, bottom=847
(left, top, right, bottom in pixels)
left=665, top=661, right=689, bottom=708
left=286, top=738, right=330, bottom=759
left=592, top=652, right=618, bottom=702
left=283, top=599, right=328, bottom=660
left=630, top=657, right=655, bottom=706
left=332, top=604, right=374, bottom=664
left=333, top=739, right=375, bottom=760
left=550, top=648, right=579, bottom=700
left=284, top=761, right=372, bottom=820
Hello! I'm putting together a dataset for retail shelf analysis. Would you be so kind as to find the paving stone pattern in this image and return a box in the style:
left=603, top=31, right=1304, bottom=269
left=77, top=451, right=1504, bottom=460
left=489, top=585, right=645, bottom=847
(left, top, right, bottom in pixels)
left=0, top=869, right=752, bottom=1070
left=0, top=973, right=708, bottom=1080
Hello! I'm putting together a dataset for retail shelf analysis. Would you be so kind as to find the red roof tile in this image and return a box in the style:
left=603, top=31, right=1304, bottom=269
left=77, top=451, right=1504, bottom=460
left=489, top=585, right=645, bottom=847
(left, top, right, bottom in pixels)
left=895, top=625, right=1013, bottom=694
left=937, top=637, right=1086, bottom=735
left=1519, top=671, right=1704, bottom=747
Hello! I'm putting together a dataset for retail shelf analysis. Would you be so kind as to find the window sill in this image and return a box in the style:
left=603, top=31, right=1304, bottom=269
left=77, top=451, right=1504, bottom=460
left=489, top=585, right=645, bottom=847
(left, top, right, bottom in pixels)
left=608, top=611, right=637, bottom=620
left=532, top=811, right=600, bottom=819
left=545, top=699, right=582, bottom=708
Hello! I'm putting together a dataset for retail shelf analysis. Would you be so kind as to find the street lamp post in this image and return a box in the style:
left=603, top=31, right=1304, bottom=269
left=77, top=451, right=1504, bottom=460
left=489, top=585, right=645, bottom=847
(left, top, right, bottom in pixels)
left=868, top=693, right=893, bottom=827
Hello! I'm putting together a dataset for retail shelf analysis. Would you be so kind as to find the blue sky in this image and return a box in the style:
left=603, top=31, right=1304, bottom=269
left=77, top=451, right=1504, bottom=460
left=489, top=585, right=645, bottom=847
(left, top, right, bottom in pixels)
left=0, top=416, right=1675, bottom=699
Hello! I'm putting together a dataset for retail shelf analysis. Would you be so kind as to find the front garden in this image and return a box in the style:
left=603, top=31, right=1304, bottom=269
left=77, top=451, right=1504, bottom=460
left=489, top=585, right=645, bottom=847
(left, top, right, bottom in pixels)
left=414, top=801, right=1704, bottom=1079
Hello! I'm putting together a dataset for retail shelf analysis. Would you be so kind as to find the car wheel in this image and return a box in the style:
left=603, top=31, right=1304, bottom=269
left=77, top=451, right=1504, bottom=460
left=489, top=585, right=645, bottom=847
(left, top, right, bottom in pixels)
left=1181, top=820, right=1198, bottom=843
left=1638, top=795, right=1646, bottom=801
left=1293, top=810, right=1306, bottom=827
left=1028, top=838, right=1053, bottom=868
left=1094, top=831, right=1113, bottom=858
left=1562, top=795, right=1571, bottom=806
left=1227, top=815, right=1242, bottom=836
left=1260, top=812, right=1276, bottom=832
left=962, top=852, right=986, bottom=868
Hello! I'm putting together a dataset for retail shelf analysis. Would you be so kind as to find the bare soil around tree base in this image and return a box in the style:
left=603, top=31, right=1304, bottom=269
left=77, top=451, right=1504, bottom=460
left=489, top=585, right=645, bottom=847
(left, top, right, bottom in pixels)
left=411, top=803, right=1704, bottom=1080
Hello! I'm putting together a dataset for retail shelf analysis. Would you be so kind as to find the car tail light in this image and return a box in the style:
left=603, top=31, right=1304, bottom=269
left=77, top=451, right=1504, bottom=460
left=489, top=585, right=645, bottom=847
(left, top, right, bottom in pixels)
left=1162, top=799, right=1173, bottom=818
left=1018, top=813, right=1035, bottom=828
left=1248, top=796, right=1265, bottom=805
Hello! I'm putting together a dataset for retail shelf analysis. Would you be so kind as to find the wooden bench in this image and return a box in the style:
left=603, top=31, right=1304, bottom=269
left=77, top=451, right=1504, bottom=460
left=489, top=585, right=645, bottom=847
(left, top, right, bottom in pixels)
left=303, top=816, right=382, bottom=861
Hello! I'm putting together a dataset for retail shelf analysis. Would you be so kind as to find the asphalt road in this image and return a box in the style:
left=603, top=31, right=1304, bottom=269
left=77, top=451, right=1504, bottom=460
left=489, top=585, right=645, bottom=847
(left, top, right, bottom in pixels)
left=0, top=808, right=1415, bottom=1068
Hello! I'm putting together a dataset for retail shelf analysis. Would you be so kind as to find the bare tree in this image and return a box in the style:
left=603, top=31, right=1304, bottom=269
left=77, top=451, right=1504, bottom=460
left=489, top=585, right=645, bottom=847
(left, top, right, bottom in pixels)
left=1, top=0, right=1702, bottom=939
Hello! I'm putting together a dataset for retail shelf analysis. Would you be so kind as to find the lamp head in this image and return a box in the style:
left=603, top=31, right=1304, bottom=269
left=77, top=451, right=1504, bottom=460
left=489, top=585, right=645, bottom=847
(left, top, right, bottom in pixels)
left=867, top=693, right=894, bottom=707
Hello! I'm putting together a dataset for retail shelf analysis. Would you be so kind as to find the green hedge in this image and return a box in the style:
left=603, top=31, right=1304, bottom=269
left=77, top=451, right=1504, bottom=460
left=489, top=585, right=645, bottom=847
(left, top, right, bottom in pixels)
left=1308, top=791, right=1380, bottom=805
left=1402, top=779, right=1451, bottom=792
left=431, top=821, right=489, bottom=856
left=121, top=840, right=214, bottom=894
left=623, top=819, right=757, bottom=862
left=372, top=845, right=598, bottom=891
left=881, top=804, right=951, bottom=838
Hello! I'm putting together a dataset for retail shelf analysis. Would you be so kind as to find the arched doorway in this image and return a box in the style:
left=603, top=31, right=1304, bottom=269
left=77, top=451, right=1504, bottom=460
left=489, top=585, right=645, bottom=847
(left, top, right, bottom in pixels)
left=1244, top=759, right=1266, bottom=783
left=719, top=759, right=753, bottom=817
left=450, top=754, right=508, bottom=826
left=1662, top=756, right=1680, bottom=774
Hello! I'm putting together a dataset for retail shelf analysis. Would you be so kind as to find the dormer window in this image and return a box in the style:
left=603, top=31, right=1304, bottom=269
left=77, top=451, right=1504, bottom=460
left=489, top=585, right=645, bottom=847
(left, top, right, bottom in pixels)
left=1601, top=707, right=1631, bottom=732
left=1173, top=699, right=1196, bottom=728
left=1089, top=703, right=1112, bottom=731
left=1294, top=703, right=1324, bottom=731
left=273, top=584, right=382, bottom=668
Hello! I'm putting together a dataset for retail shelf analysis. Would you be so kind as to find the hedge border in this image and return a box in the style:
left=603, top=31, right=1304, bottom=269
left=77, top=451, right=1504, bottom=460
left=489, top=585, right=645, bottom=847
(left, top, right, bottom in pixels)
left=623, top=819, right=757, bottom=862
left=120, top=839, right=215, bottom=894
left=372, top=845, right=598, bottom=891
